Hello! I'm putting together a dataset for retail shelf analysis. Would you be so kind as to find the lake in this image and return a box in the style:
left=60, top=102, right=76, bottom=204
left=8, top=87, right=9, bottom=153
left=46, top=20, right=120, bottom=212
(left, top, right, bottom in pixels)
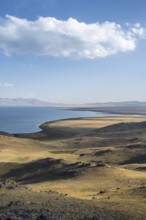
left=0, top=106, right=113, bottom=134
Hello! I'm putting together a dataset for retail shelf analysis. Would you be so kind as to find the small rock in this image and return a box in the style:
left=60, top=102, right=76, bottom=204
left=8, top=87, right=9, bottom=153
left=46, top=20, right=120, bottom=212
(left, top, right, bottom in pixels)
left=99, top=190, right=106, bottom=194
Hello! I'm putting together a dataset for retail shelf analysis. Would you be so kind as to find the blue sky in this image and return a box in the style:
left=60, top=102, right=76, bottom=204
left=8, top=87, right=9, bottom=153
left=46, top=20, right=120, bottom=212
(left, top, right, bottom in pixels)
left=0, top=0, right=146, bottom=103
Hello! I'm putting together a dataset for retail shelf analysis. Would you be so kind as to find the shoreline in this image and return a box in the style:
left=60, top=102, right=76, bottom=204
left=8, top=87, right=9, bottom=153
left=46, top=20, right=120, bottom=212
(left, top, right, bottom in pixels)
left=13, top=114, right=146, bottom=140
left=69, top=107, right=146, bottom=116
left=18, top=113, right=146, bottom=136
left=0, top=109, right=122, bottom=135
left=0, top=107, right=146, bottom=136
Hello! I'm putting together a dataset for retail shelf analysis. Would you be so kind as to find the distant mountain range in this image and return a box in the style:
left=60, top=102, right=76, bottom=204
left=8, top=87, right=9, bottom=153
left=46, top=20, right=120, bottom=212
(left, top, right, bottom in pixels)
left=0, top=98, right=59, bottom=107
left=85, top=101, right=146, bottom=107
left=0, top=98, right=146, bottom=107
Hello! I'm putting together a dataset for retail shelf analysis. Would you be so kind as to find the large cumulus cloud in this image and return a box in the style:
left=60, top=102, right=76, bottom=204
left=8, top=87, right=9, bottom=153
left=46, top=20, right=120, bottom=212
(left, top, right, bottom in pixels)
left=0, top=15, right=145, bottom=59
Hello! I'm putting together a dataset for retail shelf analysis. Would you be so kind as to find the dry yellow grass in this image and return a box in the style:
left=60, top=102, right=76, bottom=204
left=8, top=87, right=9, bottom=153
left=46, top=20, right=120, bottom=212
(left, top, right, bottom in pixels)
left=1, top=115, right=146, bottom=219
left=47, top=116, right=146, bottom=130
left=31, top=165, right=146, bottom=199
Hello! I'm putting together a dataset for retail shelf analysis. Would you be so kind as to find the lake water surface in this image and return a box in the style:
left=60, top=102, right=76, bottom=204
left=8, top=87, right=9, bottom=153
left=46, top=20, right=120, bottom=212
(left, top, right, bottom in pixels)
left=0, top=107, right=113, bottom=134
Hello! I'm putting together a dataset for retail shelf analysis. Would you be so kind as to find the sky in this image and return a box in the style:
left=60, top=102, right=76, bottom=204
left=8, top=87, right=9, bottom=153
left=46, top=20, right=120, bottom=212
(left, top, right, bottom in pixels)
left=0, top=0, right=146, bottom=104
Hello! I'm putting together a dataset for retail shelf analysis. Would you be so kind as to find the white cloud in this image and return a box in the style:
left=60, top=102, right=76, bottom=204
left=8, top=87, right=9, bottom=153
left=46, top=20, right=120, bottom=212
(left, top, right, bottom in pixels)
left=131, top=23, right=145, bottom=37
left=0, top=82, right=14, bottom=88
left=0, top=15, right=145, bottom=59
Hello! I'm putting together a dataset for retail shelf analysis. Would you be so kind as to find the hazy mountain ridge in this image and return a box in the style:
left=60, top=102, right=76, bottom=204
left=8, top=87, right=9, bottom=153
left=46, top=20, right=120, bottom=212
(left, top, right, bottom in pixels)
left=85, top=101, right=146, bottom=107
left=0, top=98, right=61, bottom=107
left=0, top=98, right=146, bottom=107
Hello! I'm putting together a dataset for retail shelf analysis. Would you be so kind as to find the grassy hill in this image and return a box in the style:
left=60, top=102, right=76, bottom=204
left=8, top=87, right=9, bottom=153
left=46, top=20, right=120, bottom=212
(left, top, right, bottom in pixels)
left=1, top=116, right=146, bottom=219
